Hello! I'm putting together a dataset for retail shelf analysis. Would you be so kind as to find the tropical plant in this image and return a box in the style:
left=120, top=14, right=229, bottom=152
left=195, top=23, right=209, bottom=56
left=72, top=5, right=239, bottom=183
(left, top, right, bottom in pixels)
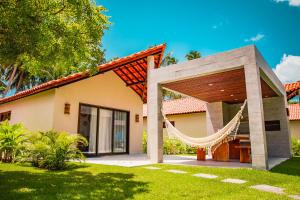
left=161, top=52, right=178, bottom=66
left=0, top=0, right=110, bottom=97
left=142, top=132, right=197, bottom=155
left=25, top=130, right=88, bottom=170
left=0, top=121, right=26, bottom=163
left=185, top=50, right=201, bottom=60
left=292, top=137, right=300, bottom=156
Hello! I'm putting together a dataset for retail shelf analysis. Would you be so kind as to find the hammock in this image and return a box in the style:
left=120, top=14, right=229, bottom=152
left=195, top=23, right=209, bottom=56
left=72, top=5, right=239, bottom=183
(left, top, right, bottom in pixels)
left=162, top=100, right=247, bottom=151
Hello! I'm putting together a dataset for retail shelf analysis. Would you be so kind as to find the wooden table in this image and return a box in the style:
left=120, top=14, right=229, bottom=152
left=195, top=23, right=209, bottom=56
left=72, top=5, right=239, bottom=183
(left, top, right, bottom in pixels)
left=235, top=145, right=251, bottom=163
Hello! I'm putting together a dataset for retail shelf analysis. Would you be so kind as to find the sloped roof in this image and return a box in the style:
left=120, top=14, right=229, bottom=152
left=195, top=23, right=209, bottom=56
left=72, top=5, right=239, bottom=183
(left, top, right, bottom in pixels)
left=0, top=44, right=166, bottom=105
left=143, top=97, right=206, bottom=116
left=143, top=97, right=300, bottom=121
left=285, top=81, right=300, bottom=100
left=289, top=103, right=300, bottom=121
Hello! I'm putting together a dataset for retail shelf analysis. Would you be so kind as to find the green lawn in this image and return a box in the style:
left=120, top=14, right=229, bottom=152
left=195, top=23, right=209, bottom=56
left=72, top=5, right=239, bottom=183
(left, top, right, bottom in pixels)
left=0, top=157, right=300, bottom=200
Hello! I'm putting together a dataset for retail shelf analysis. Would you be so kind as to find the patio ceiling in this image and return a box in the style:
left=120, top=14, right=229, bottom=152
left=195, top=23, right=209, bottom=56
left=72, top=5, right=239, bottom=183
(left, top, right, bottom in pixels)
left=162, top=68, right=278, bottom=104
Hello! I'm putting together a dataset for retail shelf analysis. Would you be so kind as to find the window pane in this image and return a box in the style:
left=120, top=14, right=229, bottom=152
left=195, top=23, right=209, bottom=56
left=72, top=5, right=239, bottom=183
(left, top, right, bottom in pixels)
left=98, top=109, right=113, bottom=153
left=78, top=105, right=97, bottom=154
left=113, top=111, right=127, bottom=153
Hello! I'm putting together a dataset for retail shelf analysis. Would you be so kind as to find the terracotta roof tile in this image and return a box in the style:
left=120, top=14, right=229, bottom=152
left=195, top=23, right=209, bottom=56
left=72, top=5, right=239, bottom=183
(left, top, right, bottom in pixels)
left=289, top=103, right=300, bottom=121
left=0, top=44, right=166, bottom=105
left=143, top=97, right=206, bottom=116
left=285, top=81, right=300, bottom=100
left=285, top=81, right=300, bottom=92
left=143, top=97, right=300, bottom=121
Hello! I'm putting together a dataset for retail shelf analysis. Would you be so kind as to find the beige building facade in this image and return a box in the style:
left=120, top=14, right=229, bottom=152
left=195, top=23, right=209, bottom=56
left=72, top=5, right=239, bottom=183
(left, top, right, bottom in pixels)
left=0, top=45, right=166, bottom=156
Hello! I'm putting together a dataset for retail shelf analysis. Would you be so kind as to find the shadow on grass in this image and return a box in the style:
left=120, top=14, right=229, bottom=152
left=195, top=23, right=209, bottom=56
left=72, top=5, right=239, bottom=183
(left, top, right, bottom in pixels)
left=0, top=169, right=149, bottom=200
left=271, top=156, right=300, bottom=176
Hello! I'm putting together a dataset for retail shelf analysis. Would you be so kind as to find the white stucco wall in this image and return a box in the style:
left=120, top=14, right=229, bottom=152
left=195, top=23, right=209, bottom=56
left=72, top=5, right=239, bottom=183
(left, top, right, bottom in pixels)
left=290, top=120, right=300, bottom=139
left=52, top=71, right=143, bottom=154
left=0, top=90, right=55, bottom=131
left=143, top=112, right=207, bottom=138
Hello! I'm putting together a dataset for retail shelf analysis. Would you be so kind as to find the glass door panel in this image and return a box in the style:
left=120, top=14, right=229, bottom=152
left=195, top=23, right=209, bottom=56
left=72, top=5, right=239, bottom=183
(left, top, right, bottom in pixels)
left=113, top=111, right=128, bottom=153
left=78, top=105, right=97, bottom=154
left=98, top=109, right=113, bottom=153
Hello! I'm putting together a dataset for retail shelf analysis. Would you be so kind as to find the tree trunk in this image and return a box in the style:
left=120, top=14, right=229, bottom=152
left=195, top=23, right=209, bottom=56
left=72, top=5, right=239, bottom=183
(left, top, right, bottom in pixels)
left=2, top=64, right=18, bottom=97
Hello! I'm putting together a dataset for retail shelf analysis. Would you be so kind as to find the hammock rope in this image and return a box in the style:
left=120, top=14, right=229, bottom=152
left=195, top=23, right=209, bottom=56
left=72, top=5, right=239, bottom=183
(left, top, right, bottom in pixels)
left=162, top=100, right=247, bottom=151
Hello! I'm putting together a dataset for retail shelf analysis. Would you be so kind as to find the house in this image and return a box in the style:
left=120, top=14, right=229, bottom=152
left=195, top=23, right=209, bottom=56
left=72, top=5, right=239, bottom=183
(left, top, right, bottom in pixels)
left=0, top=44, right=166, bottom=156
left=143, top=97, right=300, bottom=139
left=146, top=45, right=291, bottom=170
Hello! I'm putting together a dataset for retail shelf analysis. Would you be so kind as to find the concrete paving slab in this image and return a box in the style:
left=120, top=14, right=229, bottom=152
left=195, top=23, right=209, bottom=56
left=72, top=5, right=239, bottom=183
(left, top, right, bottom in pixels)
left=250, top=184, right=285, bottom=195
left=193, top=173, right=218, bottom=179
left=166, top=169, right=187, bottom=174
left=222, top=178, right=247, bottom=184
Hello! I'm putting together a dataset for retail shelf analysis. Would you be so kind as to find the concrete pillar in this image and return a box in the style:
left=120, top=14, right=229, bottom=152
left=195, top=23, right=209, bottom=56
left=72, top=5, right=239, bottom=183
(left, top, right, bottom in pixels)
left=206, top=102, right=224, bottom=136
left=244, top=63, right=269, bottom=170
left=147, top=56, right=163, bottom=163
left=263, top=97, right=291, bottom=158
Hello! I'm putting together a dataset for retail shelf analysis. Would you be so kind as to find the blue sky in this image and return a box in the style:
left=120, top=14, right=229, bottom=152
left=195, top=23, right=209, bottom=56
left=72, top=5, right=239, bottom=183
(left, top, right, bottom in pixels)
left=97, top=0, right=300, bottom=82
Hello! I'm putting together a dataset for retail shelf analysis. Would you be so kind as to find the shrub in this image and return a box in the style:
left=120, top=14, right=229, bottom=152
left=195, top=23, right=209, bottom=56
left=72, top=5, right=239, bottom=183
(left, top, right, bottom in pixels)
left=142, top=132, right=198, bottom=155
left=25, top=130, right=87, bottom=170
left=142, top=131, right=147, bottom=153
left=292, top=137, right=300, bottom=156
left=0, top=121, right=26, bottom=163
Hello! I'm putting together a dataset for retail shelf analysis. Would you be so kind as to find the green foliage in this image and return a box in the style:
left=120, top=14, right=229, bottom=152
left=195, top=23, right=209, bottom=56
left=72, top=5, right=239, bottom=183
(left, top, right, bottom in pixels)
left=25, top=130, right=87, bottom=170
left=142, top=132, right=197, bottom=155
left=185, top=50, right=201, bottom=60
left=292, top=137, right=300, bottom=156
left=0, top=121, right=26, bottom=163
left=0, top=0, right=110, bottom=95
left=142, top=131, right=147, bottom=153
left=161, top=52, right=178, bottom=66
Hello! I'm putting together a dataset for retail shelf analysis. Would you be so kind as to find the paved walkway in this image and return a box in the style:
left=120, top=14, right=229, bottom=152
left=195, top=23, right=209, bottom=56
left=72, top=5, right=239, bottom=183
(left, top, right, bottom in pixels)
left=85, top=154, right=251, bottom=168
left=84, top=154, right=287, bottom=169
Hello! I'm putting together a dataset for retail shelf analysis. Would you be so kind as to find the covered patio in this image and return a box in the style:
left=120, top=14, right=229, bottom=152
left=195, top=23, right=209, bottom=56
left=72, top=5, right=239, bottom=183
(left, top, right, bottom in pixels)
left=146, top=45, right=291, bottom=170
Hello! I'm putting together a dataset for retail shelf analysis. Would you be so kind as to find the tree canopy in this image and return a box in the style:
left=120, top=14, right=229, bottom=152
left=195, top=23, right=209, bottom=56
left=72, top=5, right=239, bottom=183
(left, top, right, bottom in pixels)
left=185, top=50, right=201, bottom=60
left=0, top=0, right=110, bottom=96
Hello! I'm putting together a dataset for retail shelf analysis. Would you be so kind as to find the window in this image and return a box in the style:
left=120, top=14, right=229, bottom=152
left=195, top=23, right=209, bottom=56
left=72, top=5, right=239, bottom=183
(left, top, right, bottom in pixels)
left=265, top=120, right=281, bottom=131
left=0, top=111, right=11, bottom=122
left=163, top=121, right=175, bottom=128
left=78, top=104, right=129, bottom=155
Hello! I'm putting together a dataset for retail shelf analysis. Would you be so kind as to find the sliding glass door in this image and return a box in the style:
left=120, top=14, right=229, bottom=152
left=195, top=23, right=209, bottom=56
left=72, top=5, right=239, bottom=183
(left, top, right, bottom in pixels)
left=98, top=109, right=113, bottom=154
left=78, top=104, right=129, bottom=155
left=78, top=105, right=97, bottom=154
left=113, top=111, right=128, bottom=153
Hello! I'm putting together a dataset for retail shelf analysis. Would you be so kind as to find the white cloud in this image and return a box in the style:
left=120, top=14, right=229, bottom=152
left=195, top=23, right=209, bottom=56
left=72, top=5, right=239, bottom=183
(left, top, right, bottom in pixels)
left=274, top=0, right=300, bottom=6
left=274, top=54, right=300, bottom=83
left=244, top=33, right=265, bottom=42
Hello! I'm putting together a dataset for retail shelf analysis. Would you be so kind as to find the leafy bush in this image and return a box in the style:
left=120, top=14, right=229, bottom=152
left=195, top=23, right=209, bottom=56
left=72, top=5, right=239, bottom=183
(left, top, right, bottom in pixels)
left=142, top=131, right=147, bottom=153
left=142, top=132, right=197, bottom=155
left=292, top=137, right=300, bottom=156
left=25, top=130, right=87, bottom=170
left=0, top=121, right=26, bottom=163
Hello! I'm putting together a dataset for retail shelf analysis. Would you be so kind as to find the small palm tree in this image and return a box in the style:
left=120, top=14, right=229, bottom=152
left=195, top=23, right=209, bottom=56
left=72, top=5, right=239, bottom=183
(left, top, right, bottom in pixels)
left=161, top=52, right=178, bottom=66
left=0, top=121, right=26, bottom=163
left=185, top=50, right=201, bottom=61
left=26, top=130, right=88, bottom=170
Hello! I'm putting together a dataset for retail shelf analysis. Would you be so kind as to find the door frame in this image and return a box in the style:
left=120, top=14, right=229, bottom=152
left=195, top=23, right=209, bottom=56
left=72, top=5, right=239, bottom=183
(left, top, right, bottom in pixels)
left=77, top=103, right=130, bottom=156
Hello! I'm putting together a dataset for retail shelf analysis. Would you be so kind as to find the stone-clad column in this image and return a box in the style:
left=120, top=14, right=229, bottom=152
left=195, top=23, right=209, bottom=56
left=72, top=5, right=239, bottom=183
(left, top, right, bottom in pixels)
left=147, top=56, right=163, bottom=163
left=244, top=63, right=269, bottom=170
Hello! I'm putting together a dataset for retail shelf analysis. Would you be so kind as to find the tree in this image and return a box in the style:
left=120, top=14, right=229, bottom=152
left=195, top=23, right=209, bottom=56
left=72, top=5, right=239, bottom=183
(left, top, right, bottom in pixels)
left=160, top=52, right=181, bottom=99
left=161, top=52, right=178, bottom=66
left=0, top=0, right=110, bottom=97
left=185, top=50, right=201, bottom=60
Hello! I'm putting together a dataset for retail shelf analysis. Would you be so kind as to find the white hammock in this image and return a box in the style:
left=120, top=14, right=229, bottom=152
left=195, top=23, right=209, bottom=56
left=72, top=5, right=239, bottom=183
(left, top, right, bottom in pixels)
left=162, top=100, right=247, bottom=150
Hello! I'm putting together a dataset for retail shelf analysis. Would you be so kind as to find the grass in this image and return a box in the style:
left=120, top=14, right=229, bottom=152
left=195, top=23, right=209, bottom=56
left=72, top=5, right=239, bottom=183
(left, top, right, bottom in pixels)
left=0, top=157, right=299, bottom=200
